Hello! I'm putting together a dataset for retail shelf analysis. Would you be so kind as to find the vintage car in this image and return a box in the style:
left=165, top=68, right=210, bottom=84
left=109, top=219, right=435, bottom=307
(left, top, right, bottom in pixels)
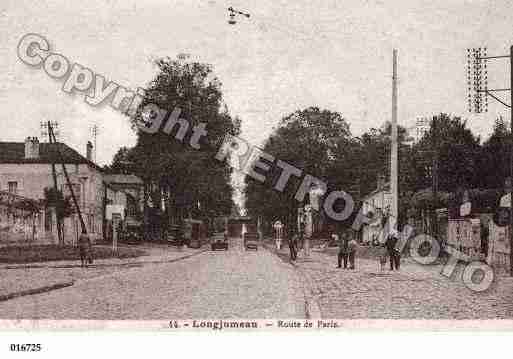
left=120, top=222, right=143, bottom=243
left=166, top=225, right=187, bottom=247
left=243, top=232, right=259, bottom=250
left=211, top=232, right=228, bottom=251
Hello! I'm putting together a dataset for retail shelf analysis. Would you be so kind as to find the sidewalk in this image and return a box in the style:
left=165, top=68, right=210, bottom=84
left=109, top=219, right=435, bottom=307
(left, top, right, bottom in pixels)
left=264, top=237, right=513, bottom=319
left=0, top=243, right=208, bottom=302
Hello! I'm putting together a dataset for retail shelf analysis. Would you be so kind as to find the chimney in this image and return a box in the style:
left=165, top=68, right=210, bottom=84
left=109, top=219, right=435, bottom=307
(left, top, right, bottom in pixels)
left=24, top=137, right=31, bottom=159
left=32, top=137, right=40, bottom=159
left=86, top=141, right=93, bottom=161
left=24, top=137, right=40, bottom=159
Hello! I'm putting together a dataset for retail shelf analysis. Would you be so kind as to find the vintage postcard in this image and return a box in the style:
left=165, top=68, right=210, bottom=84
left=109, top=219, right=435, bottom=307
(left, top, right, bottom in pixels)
left=0, top=0, right=513, bottom=338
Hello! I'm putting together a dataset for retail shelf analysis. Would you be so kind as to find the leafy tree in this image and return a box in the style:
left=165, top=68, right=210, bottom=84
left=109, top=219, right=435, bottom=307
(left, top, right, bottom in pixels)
left=413, top=113, right=481, bottom=194
left=245, top=107, right=352, bottom=232
left=104, top=147, right=137, bottom=174
left=112, top=58, right=240, bottom=234
left=478, top=116, right=511, bottom=189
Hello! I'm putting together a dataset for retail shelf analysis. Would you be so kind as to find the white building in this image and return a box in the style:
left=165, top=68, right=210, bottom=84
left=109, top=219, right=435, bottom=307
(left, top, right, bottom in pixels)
left=361, top=176, right=391, bottom=244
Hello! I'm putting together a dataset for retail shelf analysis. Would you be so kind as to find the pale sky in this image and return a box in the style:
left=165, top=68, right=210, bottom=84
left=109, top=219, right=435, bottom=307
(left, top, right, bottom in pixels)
left=1, top=0, right=512, bottom=167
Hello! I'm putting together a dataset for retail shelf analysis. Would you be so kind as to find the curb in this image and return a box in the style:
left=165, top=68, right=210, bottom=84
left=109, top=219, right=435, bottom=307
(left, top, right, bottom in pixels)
left=0, top=281, right=74, bottom=303
left=0, top=249, right=209, bottom=303
left=1, top=248, right=209, bottom=270
left=262, top=242, right=322, bottom=319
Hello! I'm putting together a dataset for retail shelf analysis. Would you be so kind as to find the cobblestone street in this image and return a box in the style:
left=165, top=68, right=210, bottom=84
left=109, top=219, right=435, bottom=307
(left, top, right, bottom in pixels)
left=267, top=240, right=513, bottom=319
left=0, top=238, right=305, bottom=319
left=2, top=238, right=513, bottom=321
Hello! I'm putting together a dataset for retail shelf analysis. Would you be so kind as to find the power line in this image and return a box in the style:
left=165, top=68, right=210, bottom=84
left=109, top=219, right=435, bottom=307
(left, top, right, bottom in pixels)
left=40, top=121, right=60, bottom=142
left=90, top=124, right=99, bottom=162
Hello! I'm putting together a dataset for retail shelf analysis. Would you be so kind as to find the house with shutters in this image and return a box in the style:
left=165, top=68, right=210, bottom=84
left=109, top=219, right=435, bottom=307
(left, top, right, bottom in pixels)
left=0, top=137, right=105, bottom=244
left=0, top=136, right=146, bottom=245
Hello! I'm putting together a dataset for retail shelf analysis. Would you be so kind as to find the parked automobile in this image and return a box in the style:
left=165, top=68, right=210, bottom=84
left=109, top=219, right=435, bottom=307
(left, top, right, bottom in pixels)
left=211, top=232, right=228, bottom=251
left=120, top=223, right=143, bottom=243
left=243, top=232, right=258, bottom=250
left=166, top=225, right=187, bottom=246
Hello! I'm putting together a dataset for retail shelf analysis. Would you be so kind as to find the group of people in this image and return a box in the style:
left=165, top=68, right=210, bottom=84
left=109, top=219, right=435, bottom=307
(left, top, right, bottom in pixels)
left=335, top=229, right=402, bottom=271
left=274, top=221, right=402, bottom=271
left=334, top=232, right=358, bottom=269
left=383, top=230, right=401, bottom=271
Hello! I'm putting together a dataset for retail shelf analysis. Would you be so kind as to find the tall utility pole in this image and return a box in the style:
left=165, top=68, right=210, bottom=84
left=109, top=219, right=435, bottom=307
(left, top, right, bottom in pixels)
left=510, top=45, right=513, bottom=277
left=467, top=45, right=513, bottom=275
left=48, top=123, right=87, bottom=234
left=390, top=49, right=399, bottom=231
left=90, top=124, right=99, bottom=163
left=432, top=118, right=439, bottom=238
left=46, top=120, right=64, bottom=245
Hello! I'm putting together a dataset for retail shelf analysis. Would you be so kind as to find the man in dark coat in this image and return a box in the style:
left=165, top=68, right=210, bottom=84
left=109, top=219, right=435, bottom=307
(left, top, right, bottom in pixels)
left=385, top=230, right=401, bottom=270
left=337, top=232, right=350, bottom=269
left=289, top=231, right=298, bottom=261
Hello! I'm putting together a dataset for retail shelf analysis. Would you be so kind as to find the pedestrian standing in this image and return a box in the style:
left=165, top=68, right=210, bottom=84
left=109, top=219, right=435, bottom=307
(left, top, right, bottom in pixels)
left=337, top=232, right=349, bottom=269
left=289, top=231, right=298, bottom=261
left=297, top=227, right=305, bottom=257
left=385, top=230, right=401, bottom=270
left=78, top=230, right=93, bottom=268
left=348, top=233, right=358, bottom=270
left=377, top=243, right=388, bottom=271
left=480, top=221, right=489, bottom=260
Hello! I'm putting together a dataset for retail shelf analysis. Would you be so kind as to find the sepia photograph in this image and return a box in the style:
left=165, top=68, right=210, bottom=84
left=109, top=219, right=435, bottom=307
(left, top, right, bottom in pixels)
left=0, top=1, right=513, bottom=344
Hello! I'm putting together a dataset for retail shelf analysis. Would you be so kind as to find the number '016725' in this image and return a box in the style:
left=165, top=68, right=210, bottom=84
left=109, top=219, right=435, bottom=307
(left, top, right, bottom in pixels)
left=9, top=344, right=42, bottom=352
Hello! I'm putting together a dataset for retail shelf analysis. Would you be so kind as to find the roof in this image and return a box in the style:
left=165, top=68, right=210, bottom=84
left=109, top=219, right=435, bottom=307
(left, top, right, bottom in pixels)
left=104, top=174, right=143, bottom=185
left=0, top=142, right=102, bottom=171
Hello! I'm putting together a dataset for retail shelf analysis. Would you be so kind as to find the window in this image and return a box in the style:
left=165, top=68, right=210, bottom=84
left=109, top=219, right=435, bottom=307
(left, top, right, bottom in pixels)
left=8, top=181, right=17, bottom=195
left=126, top=195, right=138, bottom=217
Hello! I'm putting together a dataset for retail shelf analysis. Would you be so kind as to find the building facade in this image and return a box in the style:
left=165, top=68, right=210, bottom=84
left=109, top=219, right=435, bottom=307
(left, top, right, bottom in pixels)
left=0, top=137, right=104, bottom=244
left=361, top=176, right=391, bottom=244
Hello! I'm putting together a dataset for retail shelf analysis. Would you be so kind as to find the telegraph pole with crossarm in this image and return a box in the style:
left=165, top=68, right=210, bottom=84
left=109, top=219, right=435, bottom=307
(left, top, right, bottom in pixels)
left=467, top=45, right=513, bottom=276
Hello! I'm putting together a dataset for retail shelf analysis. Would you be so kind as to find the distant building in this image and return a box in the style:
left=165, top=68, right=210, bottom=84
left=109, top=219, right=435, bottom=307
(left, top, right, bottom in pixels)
left=0, top=137, right=144, bottom=245
left=361, top=175, right=391, bottom=244
left=103, top=173, right=144, bottom=241
left=410, top=117, right=431, bottom=144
